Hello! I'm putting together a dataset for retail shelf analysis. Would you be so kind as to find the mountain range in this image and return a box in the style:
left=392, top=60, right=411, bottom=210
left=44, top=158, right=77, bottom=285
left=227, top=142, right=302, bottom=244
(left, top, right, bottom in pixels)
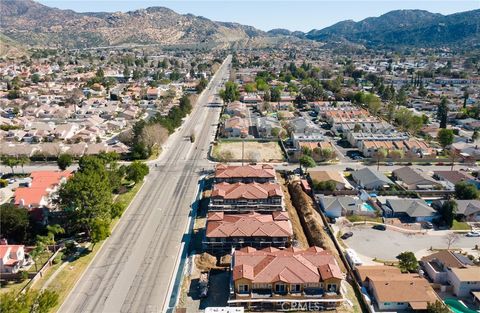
left=1, top=0, right=479, bottom=51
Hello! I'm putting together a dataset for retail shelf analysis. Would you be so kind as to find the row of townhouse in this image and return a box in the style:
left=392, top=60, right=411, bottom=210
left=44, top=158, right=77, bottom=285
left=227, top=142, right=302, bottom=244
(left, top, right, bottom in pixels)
left=203, top=164, right=345, bottom=310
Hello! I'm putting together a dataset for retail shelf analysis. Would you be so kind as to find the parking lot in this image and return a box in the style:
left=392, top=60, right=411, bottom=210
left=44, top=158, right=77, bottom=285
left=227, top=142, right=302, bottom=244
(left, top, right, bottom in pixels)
left=344, top=225, right=480, bottom=261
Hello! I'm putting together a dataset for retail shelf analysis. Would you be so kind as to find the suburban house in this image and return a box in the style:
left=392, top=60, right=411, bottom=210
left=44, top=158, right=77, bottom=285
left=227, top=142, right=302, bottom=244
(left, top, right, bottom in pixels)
left=317, top=195, right=368, bottom=218
left=420, top=250, right=473, bottom=284
left=225, top=101, right=248, bottom=118
left=433, top=171, right=477, bottom=190
left=0, top=244, right=26, bottom=274
left=229, top=246, right=344, bottom=311
left=209, top=182, right=283, bottom=212
left=221, top=117, right=249, bottom=138
left=392, top=167, right=441, bottom=190
left=256, top=116, right=281, bottom=139
left=14, top=170, right=72, bottom=209
left=204, top=211, right=293, bottom=251
left=383, top=199, right=437, bottom=222
left=447, top=267, right=480, bottom=298
left=432, top=199, right=480, bottom=222
left=309, top=170, right=350, bottom=190
left=355, top=265, right=439, bottom=311
left=214, top=164, right=276, bottom=184
left=351, top=168, right=394, bottom=190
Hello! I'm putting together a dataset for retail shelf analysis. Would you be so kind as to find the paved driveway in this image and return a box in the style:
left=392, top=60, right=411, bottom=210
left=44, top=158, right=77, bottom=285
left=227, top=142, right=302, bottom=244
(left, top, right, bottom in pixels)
left=345, top=225, right=480, bottom=261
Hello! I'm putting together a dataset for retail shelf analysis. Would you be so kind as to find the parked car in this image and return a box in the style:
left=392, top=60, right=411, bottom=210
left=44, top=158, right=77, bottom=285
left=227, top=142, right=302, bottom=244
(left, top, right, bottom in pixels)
left=372, top=224, right=386, bottom=231
left=198, top=271, right=209, bottom=298
left=345, top=167, right=355, bottom=172
left=341, top=232, right=353, bottom=240
left=423, top=222, right=434, bottom=229
left=386, top=162, right=394, bottom=166
left=466, top=231, right=480, bottom=237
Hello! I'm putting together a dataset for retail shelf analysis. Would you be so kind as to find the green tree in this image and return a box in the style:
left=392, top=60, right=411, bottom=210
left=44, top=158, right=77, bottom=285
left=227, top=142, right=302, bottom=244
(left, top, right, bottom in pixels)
left=57, top=154, right=73, bottom=170
left=111, top=202, right=126, bottom=219
left=90, top=218, right=110, bottom=245
left=427, top=301, right=450, bottom=313
left=270, top=86, right=282, bottom=102
left=437, top=97, right=449, bottom=129
left=31, top=73, right=41, bottom=84
left=455, top=182, right=479, bottom=200
left=299, top=155, right=316, bottom=173
left=314, top=180, right=336, bottom=191
left=244, top=82, right=257, bottom=93
left=0, top=289, right=58, bottom=313
left=372, top=148, right=387, bottom=170
left=0, top=204, right=29, bottom=243
left=219, top=81, right=239, bottom=103
left=126, top=161, right=149, bottom=183
left=439, top=200, right=457, bottom=228
left=437, top=129, right=454, bottom=150
left=472, top=130, right=479, bottom=142
left=1, top=156, right=19, bottom=174
left=17, top=156, right=29, bottom=174
left=396, top=251, right=418, bottom=273
left=46, top=224, right=65, bottom=252
left=196, top=77, right=208, bottom=93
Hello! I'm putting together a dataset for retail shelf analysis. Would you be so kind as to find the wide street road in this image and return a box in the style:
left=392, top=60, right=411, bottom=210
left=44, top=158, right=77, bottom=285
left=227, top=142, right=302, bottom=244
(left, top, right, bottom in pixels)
left=58, top=56, right=231, bottom=313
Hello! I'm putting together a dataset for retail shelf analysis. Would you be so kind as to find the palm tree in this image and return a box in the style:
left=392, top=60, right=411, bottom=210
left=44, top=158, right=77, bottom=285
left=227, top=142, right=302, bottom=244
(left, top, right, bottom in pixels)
left=46, top=224, right=65, bottom=253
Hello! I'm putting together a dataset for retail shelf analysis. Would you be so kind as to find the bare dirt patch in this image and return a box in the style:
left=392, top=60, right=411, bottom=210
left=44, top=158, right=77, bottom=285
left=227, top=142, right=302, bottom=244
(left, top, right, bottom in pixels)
left=213, top=141, right=285, bottom=162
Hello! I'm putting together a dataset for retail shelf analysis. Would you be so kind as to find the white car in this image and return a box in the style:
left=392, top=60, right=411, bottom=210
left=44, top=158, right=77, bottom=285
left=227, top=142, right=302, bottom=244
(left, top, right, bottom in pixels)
left=466, top=231, right=480, bottom=237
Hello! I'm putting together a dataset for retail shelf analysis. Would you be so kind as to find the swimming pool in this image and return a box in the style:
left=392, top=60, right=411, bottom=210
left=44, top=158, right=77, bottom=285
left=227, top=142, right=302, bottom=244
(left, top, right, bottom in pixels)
left=361, top=203, right=376, bottom=212
left=445, top=298, right=478, bottom=313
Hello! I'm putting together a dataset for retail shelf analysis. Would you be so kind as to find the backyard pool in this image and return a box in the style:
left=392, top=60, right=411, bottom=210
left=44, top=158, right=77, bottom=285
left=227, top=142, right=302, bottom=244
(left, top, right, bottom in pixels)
left=445, top=298, right=478, bottom=313
left=361, top=203, right=376, bottom=212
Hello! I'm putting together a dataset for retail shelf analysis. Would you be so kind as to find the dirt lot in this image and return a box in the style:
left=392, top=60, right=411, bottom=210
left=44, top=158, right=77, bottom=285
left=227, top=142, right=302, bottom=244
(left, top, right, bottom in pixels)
left=213, top=141, right=285, bottom=162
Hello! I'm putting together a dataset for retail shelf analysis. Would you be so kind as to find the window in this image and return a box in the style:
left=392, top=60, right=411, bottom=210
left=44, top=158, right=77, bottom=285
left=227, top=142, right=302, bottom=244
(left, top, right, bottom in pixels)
left=291, top=284, right=301, bottom=293
left=327, top=284, right=337, bottom=292
left=238, top=284, right=249, bottom=293
left=275, top=284, right=286, bottom=293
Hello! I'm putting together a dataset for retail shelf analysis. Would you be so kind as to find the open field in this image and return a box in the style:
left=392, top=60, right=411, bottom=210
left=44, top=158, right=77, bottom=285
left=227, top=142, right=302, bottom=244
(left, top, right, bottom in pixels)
left=213, top=140, right=285, bottom=162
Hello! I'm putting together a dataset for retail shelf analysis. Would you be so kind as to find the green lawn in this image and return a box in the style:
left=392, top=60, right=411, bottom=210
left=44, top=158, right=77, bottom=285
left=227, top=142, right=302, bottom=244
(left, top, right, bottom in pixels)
left=451, top=220, right=471, bottom=231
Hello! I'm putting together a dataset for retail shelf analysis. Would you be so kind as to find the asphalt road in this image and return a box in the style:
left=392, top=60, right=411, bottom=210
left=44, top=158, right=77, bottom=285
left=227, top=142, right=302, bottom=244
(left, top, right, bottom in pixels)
left=58, top=56, right=231, bottom=313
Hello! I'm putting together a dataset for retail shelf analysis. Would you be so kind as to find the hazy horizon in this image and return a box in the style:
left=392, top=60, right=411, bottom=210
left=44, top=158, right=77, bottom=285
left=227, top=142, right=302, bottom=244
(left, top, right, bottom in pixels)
left=37, top=0, right=480, bottom=32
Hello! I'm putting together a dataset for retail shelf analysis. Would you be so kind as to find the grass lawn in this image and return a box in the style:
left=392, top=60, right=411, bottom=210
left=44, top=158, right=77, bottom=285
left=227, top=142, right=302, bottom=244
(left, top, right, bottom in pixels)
left=0, top=278, right=29, bottom=295
left=452, top=220, right=471, bottom=231
left=346, top=215, right=383, bottom=223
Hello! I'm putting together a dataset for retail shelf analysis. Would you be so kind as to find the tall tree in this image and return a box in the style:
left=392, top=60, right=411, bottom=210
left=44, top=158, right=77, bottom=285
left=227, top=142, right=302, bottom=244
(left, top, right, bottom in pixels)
left=57, top=154, right=73, bottom=171
left=437, top=129, right=454, bottom=150
left=1, top=156, right=19, bottom=174
left=219, top=81, right=239, bottom=104
left=372, top=148, right=387, bottom=170
left=439, top=200, right=457, bottom=228
left=437, top=97, right=449, bottom=129
left=396, top=251, right=418, bottom=273
left=0, top=204, right=29, bottom=243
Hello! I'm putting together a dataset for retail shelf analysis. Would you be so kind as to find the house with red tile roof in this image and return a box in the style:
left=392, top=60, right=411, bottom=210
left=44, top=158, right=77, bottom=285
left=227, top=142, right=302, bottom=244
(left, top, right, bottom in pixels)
left=214, top=164, right=276, bottom=184
left=229, top=246, right=344, bottom=310
left=0, top=244, right=26, bottom=273
left=204, top=212, right=293, bottom=251
left=14, top=170, right=72, bottom=209
left=210, top=182, right=283, bottom=212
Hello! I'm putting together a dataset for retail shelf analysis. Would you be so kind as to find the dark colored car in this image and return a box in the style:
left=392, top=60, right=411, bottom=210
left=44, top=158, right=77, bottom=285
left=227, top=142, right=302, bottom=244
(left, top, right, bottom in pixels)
left=345, top=167, right=355, bottom=172
left=423, top=222, right=434, bottom=229
left=340, top=232, right=353, bottom=240
left=372, top=224, right=386, bottom=231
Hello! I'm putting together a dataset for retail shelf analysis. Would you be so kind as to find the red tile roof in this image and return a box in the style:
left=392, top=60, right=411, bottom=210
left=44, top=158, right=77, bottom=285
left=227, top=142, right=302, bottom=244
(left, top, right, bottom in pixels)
left=211, top=182, right=282, bottom=200
left=215, top=164, right=275, bottom=179
left=232, top=246, right=343, bottom=284
left=15, top=170, right=72, bottom=207
left=206, top=212, right=293, bottom=238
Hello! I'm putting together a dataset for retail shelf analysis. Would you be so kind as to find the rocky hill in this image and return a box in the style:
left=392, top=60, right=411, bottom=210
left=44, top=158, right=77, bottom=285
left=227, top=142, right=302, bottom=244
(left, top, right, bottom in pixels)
left=305, top=9, right=480, bottom=48
left=0, top=0, right=271, bottom=49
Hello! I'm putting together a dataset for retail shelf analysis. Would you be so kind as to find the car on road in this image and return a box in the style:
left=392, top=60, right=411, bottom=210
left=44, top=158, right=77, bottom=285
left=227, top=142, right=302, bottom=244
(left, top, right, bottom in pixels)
left=372, top=224, right=386, bottom=231
left=345, top=167, right=355, bottom=172
left=466, top=231, right=480, bottom=237
left=341, top=232, right=353, bottom=240
left=423, top=222, right=434, bottom=229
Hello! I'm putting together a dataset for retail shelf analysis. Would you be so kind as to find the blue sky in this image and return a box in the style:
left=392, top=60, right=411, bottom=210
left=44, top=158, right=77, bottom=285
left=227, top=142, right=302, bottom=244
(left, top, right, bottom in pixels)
left=37, top=0, right=480, bottom=32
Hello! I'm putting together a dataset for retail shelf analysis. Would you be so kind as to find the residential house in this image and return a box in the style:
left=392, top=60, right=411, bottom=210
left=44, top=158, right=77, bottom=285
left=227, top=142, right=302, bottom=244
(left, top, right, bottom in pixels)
left=317, top=195, right=367, bottom=218
left=15, top=170, right=72, bottom=209
left=309, top=170, right=349, bottom=190
left=351, top=168, right=394, bottom=190
left=204, top=211, right=293, bottom=251
left=256, top=116, right=281, bottom=138
left=447, top=267, right=480, bottom=298
left=222, top=117, right=248, bottom=138
left=214, top=164, right=276, bottom=184
left=229, top=246, right=344, bottom=311
left=433, top=171, right=477, bottom=190
left=420, top=250, right=473, bottom=284
left=383, top=199, right=437, bottom=222
left=432, top=199, right=480, bottom=222
left=209, top=182, right=283, bottom=212
left=392, top=167, right=441, bottom=190
left=355, top=265, right=439, bottom=311
left=225, top=101, right=247, bottom=118
left=0, top=244, right=26, bottom=274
